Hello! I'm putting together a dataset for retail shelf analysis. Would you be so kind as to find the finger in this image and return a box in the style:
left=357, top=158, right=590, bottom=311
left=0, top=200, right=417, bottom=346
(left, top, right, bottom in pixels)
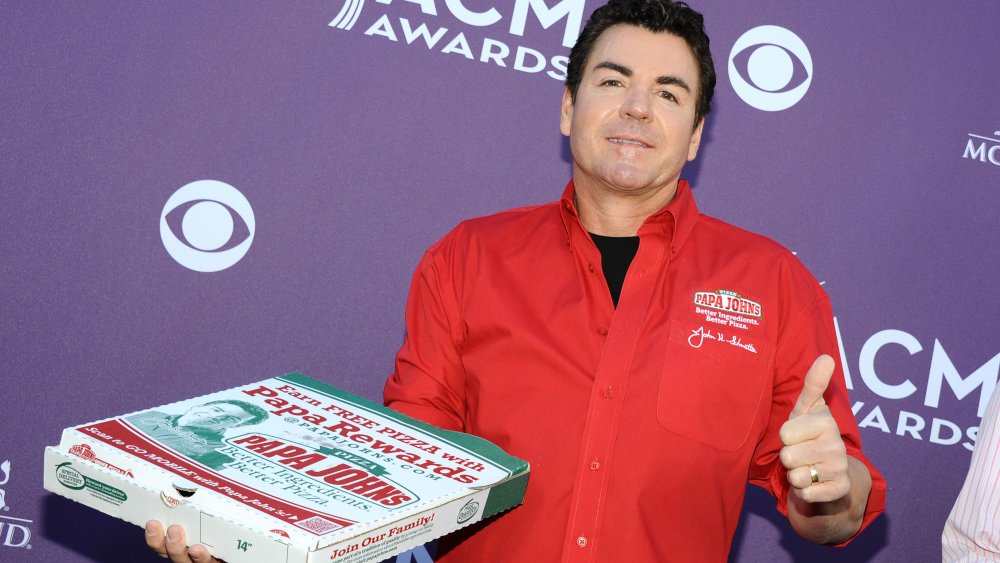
left=786, top=461, right=840, bottom=489
left=787, top=467, right=819, bottom=489
left=187, top=544, right=220, bottom=563
left=790, top=474, right=851, bottom=504
left=779, top=407, right=837, bottom=447
left=165, top=524, right=194, bottom=563
left=791, top=354, right=835, bottom=417
left=145, top=520, right=168, bottom=558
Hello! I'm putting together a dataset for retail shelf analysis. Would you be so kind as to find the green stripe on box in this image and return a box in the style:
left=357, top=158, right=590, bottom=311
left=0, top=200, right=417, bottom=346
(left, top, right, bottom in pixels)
left=482, top=472, right=529, bottom=520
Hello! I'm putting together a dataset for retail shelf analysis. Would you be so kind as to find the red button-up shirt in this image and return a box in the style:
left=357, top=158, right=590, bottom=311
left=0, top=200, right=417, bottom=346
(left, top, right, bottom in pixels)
left=385, top=180, right=886, bottom=562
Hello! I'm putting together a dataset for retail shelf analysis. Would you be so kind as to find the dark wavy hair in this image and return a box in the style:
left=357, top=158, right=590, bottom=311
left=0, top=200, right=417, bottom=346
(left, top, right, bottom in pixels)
left=565, top=0, right=715, bottom=127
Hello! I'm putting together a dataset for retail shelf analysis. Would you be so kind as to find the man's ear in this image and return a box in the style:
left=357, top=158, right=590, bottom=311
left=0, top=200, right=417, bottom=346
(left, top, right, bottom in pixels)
left=687, top=117, right=705, bottom=161
left=560, top=87, right=574, bottom=137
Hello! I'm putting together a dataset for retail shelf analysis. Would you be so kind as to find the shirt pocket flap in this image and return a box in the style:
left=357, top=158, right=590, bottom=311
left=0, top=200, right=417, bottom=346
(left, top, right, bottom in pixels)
left=656, top=320, right=774, bottom=451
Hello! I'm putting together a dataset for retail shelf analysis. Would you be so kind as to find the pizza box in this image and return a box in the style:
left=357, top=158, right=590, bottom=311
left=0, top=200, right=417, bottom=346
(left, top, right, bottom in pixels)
left=43, top=372, right=529, bottom=562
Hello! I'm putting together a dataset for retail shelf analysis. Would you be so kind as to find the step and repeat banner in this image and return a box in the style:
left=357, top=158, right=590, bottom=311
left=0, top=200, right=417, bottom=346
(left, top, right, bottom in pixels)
left=2, top=2, right=998, bottom=561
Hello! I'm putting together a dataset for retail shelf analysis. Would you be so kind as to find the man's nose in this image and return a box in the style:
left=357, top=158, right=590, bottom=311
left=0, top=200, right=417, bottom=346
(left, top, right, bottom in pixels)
left=620, top=89, right=652, bottom=121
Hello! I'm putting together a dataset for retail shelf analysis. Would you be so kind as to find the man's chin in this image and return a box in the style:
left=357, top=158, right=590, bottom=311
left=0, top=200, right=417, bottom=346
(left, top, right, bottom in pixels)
left=601, top=175, right=673, bottom=197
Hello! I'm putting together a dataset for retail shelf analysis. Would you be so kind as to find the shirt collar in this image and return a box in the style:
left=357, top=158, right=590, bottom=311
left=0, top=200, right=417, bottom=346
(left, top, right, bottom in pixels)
left=559, top=179, right=699, bottom=252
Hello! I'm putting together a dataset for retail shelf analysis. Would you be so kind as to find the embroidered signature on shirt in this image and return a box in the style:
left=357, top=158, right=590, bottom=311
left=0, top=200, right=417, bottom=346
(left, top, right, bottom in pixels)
left=687, top=326, right=757, bottom=354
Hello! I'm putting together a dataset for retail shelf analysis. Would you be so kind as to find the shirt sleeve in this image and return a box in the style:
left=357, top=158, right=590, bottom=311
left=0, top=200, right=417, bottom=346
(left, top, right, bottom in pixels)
left=942, top=387, right=1000, bottom=561
left=747, top=278, right=887, bottom=546
left=384, top=244, right=468, bottom=432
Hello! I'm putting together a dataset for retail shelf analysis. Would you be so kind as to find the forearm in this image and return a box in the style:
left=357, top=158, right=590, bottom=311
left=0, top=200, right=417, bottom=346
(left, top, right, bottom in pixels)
left=787, top=455, right=872, bottom=545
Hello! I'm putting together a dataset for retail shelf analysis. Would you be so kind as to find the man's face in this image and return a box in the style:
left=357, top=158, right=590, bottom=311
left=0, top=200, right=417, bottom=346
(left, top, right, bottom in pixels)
left=177, top=403, right=251, bottom=431
left=561, top=24, right=704, bottom=199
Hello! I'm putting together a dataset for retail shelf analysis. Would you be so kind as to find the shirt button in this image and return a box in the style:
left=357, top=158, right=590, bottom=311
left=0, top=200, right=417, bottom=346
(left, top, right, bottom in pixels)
left=588, top=263, right=595, bottom=273
left=597, top=327, right=608, bottom=336
left=589, top=460, right=601, bottom=471
left=577, top=536, right=588, bottom=548
left=602, top=387, right=613, bottom=398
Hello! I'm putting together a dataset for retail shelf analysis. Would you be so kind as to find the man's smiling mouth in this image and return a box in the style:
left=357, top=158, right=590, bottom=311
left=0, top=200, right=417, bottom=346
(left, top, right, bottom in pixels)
left=608, top=137, right=651, bottom=148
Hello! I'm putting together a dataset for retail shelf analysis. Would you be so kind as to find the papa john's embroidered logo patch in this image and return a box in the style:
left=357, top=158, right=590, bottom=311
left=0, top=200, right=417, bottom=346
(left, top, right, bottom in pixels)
left=693, top=290, right=762, bottom=330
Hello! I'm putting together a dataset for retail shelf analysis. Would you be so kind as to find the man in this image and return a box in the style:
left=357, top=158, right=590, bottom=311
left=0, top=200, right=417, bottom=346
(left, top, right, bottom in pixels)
left=147, top=1, right=885, bottom=561
left=127, top=400, right=268, bottom=469
left=942, top=387, right=1000, bottom=561
left=384, top=1, right=884, bottom=561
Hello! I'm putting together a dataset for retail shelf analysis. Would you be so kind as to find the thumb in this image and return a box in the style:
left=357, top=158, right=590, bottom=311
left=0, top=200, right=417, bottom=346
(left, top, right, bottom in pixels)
left=790, top=354, right=835, bottom=417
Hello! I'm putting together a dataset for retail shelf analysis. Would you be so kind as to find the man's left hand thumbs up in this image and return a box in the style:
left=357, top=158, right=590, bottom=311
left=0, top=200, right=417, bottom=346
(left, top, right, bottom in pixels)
left=779, top=355, right=851, bottom=504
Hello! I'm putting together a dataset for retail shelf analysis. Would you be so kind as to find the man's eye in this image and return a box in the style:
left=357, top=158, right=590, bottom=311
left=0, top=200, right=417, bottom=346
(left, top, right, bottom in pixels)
left=658, top=91, right=677, bottom=102
left=600, top=79, right=623, bottom=87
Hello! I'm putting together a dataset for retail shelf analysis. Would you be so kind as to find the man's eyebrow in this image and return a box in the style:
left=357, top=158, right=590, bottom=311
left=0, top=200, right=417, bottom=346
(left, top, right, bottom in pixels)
left=593, top=61, right=632, bottom=76
left=657, top=76, right=691, bottom=92
left=593, top=61, right=692, bottom=93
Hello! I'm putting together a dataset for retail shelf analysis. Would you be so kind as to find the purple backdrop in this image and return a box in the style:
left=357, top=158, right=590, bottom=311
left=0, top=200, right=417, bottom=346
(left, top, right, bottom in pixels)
left=2, top=1, right=998, bottom=561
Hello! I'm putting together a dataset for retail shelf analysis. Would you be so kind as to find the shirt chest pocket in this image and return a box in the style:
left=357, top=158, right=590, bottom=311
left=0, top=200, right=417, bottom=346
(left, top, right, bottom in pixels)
left=656, top=320, right=774, bottom=451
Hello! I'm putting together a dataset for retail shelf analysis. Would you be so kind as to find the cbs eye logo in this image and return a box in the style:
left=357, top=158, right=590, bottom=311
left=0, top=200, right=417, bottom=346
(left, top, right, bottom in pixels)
left=728, top=25, right=813, bottom=112
left=160, top=180, right=255, bottom=272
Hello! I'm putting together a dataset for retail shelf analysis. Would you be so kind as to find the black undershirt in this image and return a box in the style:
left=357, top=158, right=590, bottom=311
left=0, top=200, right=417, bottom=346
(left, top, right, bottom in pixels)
left=589, top=233, right=640, bottom=308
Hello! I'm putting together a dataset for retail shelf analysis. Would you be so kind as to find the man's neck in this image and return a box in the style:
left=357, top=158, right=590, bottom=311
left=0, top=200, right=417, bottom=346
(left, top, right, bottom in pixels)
left=573, top=180, right=678, bottom=236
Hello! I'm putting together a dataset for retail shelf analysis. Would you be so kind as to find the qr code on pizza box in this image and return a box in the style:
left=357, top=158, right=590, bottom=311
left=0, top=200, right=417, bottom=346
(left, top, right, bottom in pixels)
left=296, top=516, right=343, bottom=535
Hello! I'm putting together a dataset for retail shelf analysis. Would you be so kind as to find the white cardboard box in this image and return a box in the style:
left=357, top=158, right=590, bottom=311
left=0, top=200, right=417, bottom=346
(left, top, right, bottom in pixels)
left=43, top=372, right=529, bottom=562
